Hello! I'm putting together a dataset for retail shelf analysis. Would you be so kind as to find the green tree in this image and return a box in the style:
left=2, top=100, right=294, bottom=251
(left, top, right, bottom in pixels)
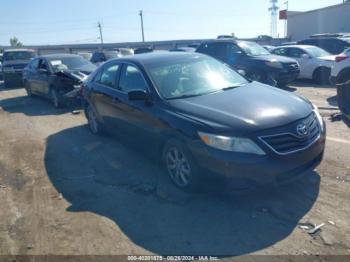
left=9, top=37, right=23, bottom=47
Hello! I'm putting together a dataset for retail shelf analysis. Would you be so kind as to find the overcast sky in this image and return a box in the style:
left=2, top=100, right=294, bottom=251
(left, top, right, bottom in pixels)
left=0, top=0, right=343, bottom=45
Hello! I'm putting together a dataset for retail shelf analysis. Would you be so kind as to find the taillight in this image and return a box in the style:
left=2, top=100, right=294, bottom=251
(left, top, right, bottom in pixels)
left=335, top=54, right=348, bottom=62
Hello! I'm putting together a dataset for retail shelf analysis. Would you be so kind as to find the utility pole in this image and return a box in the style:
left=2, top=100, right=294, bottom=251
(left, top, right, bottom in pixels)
left=98, top=22, right=104, bottom=49
left=139, top=10, right=145, bottom=42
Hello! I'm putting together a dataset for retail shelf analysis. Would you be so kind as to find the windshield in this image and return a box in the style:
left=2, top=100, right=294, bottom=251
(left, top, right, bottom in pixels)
left=238, top=41, right=271, bottom=56
left=148, top=56, right=248, bottom=99
left=305, top=46, right=331, bottom=57
left=3, top=51, right=35, bottom=61
left=48, top=56, right=96, bottom=72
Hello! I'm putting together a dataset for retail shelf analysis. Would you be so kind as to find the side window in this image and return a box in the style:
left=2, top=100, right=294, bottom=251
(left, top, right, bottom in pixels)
left=31, top=59, right=40, bottom=70
left=272, top=48, right=287, bottom=56
left=97, top=63, right=120, bottom=88
left=226, top=43, right=243, bottom=63
left=119, top=65, right=148, bottom=93
left=288, top=48, right=306, bottom=58
left=38, top=59, right=49, bottom=71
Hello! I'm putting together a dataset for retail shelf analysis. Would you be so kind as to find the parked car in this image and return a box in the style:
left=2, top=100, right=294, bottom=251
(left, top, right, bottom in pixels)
left=196, top=39, right=300, bottom=86
left=0, top=53, right=3, bottom=80
left=169, top=47, right=196, bottom=52
left=271, top=45, right=336, bottom=84
left=298, top=37, right=350, bottom=55
left=134, top=47, right=153, bottom=54
left=263, top=45, right=275, bottom=52
left=1, top=49, right=36, bottom=88
left=90, top=49, right=133, bottom=65
left=76, top=52, right=92, bottom=61
left=337, top=81, right=350, bottom=121
left=82, top=52, right=325, bottom=191
left=330, top=48, right=350, bottom=84
left=23, top=54, right=97, bottom=108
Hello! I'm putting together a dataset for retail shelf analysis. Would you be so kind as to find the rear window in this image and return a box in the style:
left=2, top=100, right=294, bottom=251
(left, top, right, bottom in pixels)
left=3, top=51, right=35, bottom=61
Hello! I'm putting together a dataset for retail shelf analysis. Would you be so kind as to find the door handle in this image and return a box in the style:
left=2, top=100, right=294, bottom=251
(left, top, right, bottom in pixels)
left=113, top=97, right=119, bottom=102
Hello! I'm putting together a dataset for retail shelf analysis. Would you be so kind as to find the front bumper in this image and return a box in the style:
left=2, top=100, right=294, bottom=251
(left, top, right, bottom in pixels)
left=3, top=70, right=24, bottom=84
left=188, top=130, right=326, bottom=190
left=272, top=68, right=300, bottom=84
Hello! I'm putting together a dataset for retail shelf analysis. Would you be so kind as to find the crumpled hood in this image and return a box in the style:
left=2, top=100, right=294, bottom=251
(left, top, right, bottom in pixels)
left=167, top=82, right=313, bottom=135
left=57, top=67, right=94, bottom=82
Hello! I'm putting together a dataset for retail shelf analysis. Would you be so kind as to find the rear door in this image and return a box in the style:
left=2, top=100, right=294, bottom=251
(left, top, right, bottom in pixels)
left=89, top=61, right=122, bottom=130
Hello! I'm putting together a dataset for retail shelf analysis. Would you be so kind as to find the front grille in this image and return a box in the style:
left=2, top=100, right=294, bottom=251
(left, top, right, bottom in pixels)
left=12, top=64, right=26, bottom=70
left=260, top=113, right=320, bottom=154
left=284, top=62, right=300, bottom=72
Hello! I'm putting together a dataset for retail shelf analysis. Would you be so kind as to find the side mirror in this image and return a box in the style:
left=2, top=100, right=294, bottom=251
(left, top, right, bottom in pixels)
left=128, top=90, right=150, bottom=101
left=301, top=54, right=311, bottom=59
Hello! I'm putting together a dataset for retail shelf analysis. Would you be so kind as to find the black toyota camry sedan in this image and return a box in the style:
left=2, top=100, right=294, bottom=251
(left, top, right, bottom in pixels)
left=23, top=54, right=97, bottom=108
left=82, top=52, right=326, bottom=191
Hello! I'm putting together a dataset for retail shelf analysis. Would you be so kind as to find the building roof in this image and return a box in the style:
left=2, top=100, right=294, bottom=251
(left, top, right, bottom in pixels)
left=289, top=2, right=350, bottom=17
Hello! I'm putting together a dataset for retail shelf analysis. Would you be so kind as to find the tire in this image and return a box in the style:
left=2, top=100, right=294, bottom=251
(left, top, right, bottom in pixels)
left=162, top=139, right=201, bottom=191
left=86, top=105, right=103, bottom=135
left=50, top=89, right=61, bottom=108
left=24, top=81, right=33, bottom=97
left=313, top=67, right=331, bottom=85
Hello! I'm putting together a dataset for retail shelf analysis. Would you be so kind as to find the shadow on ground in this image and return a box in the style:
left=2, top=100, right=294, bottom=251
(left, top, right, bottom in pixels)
left=44, top=125, right=320, bottom=256
left=291, top=79, right=334, bottom=89
left=0, top=95, right=75, bottom=116
left=326, top=96, right=338, bottom=107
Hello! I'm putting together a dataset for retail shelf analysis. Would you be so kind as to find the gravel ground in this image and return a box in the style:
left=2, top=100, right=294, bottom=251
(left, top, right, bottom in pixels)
left=0, top=81, right=349, bottom=259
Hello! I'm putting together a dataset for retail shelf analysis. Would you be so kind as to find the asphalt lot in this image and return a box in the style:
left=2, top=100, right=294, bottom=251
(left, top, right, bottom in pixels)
left=0, top=80, right=350, bottom=257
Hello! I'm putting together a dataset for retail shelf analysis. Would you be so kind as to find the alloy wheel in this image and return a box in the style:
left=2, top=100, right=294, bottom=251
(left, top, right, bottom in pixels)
left=165, top=146, right=191, bottom=187
left=87, top=107, right=99, bottom=134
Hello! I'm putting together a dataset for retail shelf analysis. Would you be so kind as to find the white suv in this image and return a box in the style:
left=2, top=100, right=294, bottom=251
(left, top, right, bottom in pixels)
left=330, top=48, right=350, bottom=84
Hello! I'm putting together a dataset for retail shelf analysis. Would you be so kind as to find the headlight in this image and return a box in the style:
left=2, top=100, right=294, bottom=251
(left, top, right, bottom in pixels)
left=198, top=132, right=266, bottom=155
left=312, top=104, right=324, bottom=131
left=266, top=60, right=283, bottom=69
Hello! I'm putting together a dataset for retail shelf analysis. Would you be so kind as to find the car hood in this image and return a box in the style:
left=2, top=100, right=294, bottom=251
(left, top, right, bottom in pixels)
left=167, top=82, right=313, bottom=135
left=250, top=54, right=297, bottom=63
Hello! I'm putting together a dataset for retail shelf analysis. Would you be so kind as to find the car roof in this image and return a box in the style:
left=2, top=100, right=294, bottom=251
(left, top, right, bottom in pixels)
left=199, top=39, right=239, bottom=44
left=110, top=52, right=207, bottom=66
left=40, top=53, right=82, bottom=59
left=274, top=45, right=319, bottom=49
left=4, top=48, right=36, bottom=53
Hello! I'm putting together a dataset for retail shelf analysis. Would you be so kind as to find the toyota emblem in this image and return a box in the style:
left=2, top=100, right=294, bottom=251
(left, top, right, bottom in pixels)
left=296, top=123, right=309, bottom=137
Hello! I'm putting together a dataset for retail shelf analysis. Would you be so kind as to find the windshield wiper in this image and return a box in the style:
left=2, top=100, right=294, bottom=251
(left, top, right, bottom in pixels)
left=222, top=84, right=245, bottom=91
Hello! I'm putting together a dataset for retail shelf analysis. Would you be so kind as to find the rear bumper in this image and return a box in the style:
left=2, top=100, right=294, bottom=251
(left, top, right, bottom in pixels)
left=188, top=130, right=326, bottom=190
